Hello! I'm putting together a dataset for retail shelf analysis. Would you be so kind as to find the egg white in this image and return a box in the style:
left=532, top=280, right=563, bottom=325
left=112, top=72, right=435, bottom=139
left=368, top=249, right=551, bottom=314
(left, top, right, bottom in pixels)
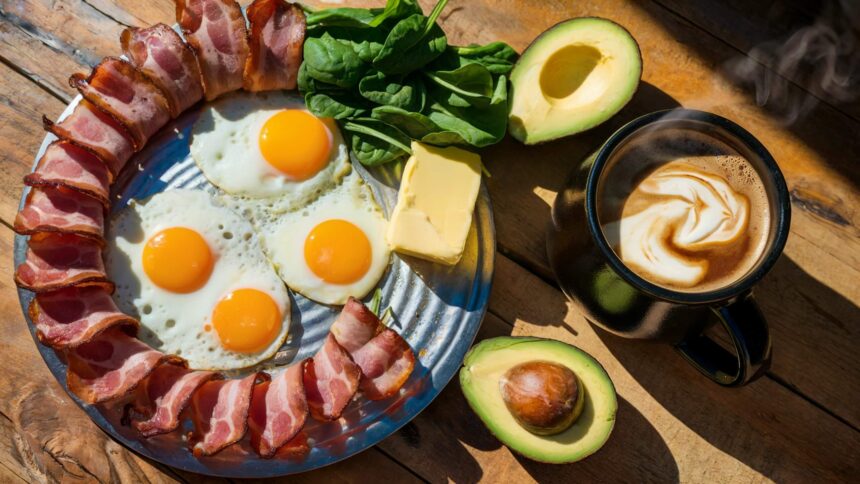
left=257, top=173, right=391, bottom=305
left=105, top=189, right=290, bottom=370
left=190, top=91, right=349, bottom=208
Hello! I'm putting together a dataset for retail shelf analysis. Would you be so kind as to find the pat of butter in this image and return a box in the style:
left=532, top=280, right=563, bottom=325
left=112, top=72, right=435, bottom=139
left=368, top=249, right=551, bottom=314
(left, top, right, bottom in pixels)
left=387, top=142, right=482, bottom=265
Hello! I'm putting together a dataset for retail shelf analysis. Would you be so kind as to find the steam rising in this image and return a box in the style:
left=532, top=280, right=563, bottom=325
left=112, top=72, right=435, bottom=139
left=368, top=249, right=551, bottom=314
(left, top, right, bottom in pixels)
left=723, top=1, right=860, bottom=124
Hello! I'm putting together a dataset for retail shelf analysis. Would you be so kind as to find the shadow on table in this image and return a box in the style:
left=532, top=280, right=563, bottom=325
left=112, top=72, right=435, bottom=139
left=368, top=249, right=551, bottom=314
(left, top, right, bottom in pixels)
left=514, top=396, right=679, bottom=482
left=634, top=0, right=860, bottom=189
left=593, top=252, right=860, bottom=481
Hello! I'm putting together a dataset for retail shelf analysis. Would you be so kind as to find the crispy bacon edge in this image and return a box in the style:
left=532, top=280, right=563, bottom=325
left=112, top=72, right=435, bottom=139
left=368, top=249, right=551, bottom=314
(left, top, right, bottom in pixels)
left=120, top=23, right=205, bottom=117
left=66, top=329, right=185, bottom=404
left=244, top=0, right=306, bottom=92
left=69, top=57, right=172, bottom=149
left=15, top=232, right=112, bottom=293
left=127, top=365, right=222, bottom=437
left=24, top=141, right=111, bottom=207
left=28, top=285, right=136, bottom=349
left=176, top=0, right=249, bottom=101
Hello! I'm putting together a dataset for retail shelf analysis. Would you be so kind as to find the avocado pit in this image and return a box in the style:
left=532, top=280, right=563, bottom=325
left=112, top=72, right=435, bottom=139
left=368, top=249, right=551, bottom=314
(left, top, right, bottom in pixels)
left=500, top=360, right=584, bottom=435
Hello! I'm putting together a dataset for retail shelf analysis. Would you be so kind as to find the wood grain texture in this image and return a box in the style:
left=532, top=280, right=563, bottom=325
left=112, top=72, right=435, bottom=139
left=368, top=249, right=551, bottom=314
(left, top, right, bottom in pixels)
left=653, top=0, right=860, bottom=122
left=0, top=0, right=857, bottom=481
left=0, top=62, right=64, bottom=224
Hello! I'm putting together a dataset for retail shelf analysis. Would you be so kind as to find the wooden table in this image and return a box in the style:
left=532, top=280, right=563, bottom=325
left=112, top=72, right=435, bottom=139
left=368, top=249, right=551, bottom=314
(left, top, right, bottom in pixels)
left=1, top=0, right=858, bottom=482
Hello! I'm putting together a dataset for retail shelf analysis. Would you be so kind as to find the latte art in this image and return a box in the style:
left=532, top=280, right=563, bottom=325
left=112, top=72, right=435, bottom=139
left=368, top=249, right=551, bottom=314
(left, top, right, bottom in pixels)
left=611, top=168, right=750, bottom=287
left=597, top=129, right=771, bottom=293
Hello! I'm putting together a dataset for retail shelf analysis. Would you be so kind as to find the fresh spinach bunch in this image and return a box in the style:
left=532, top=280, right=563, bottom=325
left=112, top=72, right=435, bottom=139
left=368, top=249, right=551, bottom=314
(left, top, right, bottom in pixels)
left=301, top=0, right=517, bottom=165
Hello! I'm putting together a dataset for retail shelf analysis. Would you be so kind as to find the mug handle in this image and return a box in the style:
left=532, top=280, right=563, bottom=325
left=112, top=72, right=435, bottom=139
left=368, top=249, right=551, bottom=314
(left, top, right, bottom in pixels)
left=676, top=292, right=772, bottom=386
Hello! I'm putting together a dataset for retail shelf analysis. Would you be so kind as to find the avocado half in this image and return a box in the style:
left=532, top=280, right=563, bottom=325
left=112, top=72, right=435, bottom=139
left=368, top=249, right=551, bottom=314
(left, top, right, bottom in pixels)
left=459, top=336, right=617, bottom=464
left=508, top=17, right=642, bottom=144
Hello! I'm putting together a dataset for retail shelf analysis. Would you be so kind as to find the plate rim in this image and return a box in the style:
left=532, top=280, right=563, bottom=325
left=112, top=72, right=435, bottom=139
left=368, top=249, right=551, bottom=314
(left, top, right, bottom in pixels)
left=13, top=94, right=496, bottom=477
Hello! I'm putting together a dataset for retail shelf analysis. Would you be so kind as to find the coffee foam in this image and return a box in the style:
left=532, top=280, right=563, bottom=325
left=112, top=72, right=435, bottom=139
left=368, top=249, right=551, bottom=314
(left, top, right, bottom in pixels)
left=598, top=129, right=771, bottom=292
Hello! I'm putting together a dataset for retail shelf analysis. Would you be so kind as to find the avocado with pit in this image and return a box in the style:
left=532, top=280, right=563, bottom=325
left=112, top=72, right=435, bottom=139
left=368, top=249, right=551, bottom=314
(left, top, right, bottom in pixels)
left=459, top=336, right=617, bottom=464
left=508, top=17, right=642, bottom=144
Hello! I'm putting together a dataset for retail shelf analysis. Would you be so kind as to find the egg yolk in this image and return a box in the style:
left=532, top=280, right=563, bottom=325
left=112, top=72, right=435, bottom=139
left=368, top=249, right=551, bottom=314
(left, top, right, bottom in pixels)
left=211, top=289, right=281, bottom=353
left=259, top=110, right=332, bottom=181
left=142, top=227, right=213, bottom=293
left=304, top=219, right=372, bottom=284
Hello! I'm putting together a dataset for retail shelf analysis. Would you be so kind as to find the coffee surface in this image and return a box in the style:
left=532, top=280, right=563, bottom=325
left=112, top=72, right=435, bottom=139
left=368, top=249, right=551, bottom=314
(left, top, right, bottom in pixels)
left=598, top=129, right=770, bottom=292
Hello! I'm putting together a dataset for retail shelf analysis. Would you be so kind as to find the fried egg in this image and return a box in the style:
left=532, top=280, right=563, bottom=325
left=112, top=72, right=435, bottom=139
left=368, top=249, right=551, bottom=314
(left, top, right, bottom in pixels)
left=190, top=91, right=349, bottom=211
left=106, top=189, right=290, bottom=370
left=258, top=173, right=390, bottom=305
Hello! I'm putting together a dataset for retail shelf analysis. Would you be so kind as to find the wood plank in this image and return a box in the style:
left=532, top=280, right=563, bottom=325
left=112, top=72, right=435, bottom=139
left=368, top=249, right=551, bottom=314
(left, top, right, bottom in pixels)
left=363, top=255, right=860, bottom=483
left=0, top=21, right=82, bottom=102
left=653, top=0, right=860, bottom=122
left=0, top=62, right=65, bottom=224
left=0, top=0, right=128, bottom=95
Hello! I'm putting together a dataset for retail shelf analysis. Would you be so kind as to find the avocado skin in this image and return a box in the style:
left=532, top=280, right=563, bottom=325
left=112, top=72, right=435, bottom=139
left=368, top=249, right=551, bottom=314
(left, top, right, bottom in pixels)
left=508, top=17, right=643, bottom=145
left=459, top=336, right=618, bottom=464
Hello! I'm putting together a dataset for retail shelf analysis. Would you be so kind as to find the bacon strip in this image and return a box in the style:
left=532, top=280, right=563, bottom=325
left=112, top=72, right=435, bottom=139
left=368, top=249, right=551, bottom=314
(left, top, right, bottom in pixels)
left=352, top=330, right=416, bottom=400
left=177, top=0, right=249, bottom=101
left=190, top=372, right=265, bottom=456
left=67, top=329, right=181, bottom=404
left=70, top=57, right=171, bottom=149
left=121, top=23, right=204, bottom=117
left=24, top=141, right=111, bottom=205
left=29, top=285, right=136, bottom=349
left=15, top=233, right=111, bottom=293
left=43, top=100, right=134, bottom=177
left=130, top=365, right=220, bottom=437
left=331, top=298, right=416, bottom=400
left=14, top=187, right=105, bottom=242
left=303, top=334, right=361, bottom=421
left=331, top=297, right=382, bottom=353
left=276, top=432, right=310, bottom=458
left=248, top=360, right=308, bottom=458
left=244, top=0, right=306, bottom=92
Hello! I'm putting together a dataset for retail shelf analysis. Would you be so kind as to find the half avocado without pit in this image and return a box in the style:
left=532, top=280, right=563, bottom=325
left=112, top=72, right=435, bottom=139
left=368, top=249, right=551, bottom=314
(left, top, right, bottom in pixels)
left=508, top=17, right=642, bottom=144
left=460, top=336, right=617, bottom=464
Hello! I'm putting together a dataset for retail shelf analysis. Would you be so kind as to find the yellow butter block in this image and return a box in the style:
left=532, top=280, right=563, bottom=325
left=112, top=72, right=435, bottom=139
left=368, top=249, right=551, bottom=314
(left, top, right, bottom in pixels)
left=387, top=142, right=482, bottom=265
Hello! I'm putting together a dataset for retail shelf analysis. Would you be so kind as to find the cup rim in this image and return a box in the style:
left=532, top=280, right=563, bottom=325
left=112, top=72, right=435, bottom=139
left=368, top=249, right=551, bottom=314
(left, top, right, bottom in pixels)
left=585, top=109, right=791, bottom=304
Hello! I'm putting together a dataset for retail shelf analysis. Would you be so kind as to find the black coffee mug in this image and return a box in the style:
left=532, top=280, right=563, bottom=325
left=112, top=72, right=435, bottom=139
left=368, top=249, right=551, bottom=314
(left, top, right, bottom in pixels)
left=547, top=109, right=791, bottom=386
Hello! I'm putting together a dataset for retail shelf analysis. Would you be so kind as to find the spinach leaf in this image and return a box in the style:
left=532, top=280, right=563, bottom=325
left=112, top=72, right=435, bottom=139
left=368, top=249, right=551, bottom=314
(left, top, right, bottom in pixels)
left=424, top=63, right=494, bottom=101
left=299, top=0, right=514, bottom=163
left=306, top=7, right=379, bottom=28
left=371, top=105, right=439, bottom=138
left=455, top=42, right=518, bottom=75
left=298, top=63, right=343, bottom=93
left=322, top=26, right=388, bottom=63
left=303, top=33, right=367, bottom=88
left=306, top=91, right=370, bottom=119
left=306, top=0, right=421, bottom=29
left=342, top=118, right=413, bottom=166
left=371, top=106, right=468, bottom=146
left=359, top=71, right=426, bottom=111
left=426, top=74, right=509, bottom=147
left=372, top=0, right=449, bottom=74
left=368, top=0, right=423, bottom=27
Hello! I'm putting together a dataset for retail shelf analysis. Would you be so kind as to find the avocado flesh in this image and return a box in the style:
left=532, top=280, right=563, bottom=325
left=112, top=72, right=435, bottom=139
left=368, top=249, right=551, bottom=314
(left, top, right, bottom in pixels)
left=509, top=17, right=642, bottom=144
left=460, top=337, right=617, bottom=464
